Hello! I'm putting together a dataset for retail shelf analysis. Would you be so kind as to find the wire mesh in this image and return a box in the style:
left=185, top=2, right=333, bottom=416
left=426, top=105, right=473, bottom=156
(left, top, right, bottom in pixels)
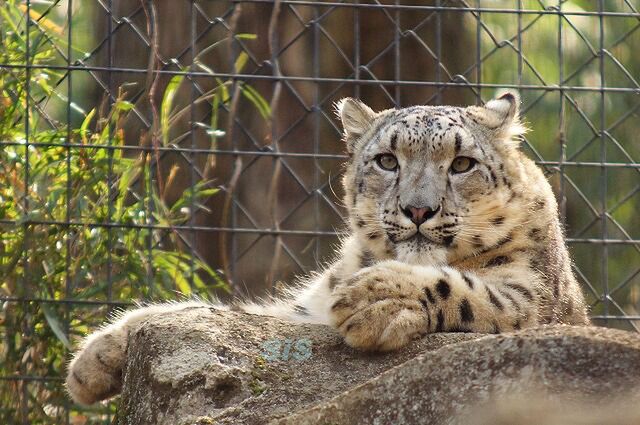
left=0, top=0, right=639, bottom=423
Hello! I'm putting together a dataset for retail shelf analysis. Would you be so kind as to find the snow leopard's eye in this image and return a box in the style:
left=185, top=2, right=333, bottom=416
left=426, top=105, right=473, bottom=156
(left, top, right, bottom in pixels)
left=375, top=154, right=398, bottom=171
left=450, top=156, right=477, bottom=174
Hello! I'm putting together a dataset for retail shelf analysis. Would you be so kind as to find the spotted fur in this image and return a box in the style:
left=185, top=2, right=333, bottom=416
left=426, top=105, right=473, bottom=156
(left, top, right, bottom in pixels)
left=66, top=91, right=589, bottom=404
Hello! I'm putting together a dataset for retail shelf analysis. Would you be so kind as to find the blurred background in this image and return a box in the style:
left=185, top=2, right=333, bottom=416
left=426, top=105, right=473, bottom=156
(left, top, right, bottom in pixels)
left=0, top=0, right=639, bottom=423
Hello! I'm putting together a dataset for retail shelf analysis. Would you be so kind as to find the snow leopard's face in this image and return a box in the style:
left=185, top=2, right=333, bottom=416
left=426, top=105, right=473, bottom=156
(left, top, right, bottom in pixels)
left=337, top=93, right=526, bottom=266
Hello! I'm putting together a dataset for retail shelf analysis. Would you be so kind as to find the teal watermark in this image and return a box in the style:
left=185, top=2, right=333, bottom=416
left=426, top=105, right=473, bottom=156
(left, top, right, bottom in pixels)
left=261, top=338, right=312, bottom=362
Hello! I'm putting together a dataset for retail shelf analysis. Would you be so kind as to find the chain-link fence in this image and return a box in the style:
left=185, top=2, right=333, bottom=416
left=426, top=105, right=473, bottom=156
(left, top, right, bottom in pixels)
left=1, top=0, right=639, bottom=423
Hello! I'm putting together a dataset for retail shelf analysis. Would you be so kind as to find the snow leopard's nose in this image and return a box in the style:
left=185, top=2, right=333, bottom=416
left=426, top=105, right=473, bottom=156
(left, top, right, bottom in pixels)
left=401, top=204, right=440, bottom=225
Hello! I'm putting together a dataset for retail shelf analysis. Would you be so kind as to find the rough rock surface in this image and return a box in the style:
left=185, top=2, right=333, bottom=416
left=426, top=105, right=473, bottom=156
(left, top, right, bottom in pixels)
left=115, top=307, right=640, bottom=425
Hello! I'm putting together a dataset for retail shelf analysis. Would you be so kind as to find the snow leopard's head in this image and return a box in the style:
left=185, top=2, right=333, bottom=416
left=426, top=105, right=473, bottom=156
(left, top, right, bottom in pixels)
left=336, top=92, right=531, bottom=266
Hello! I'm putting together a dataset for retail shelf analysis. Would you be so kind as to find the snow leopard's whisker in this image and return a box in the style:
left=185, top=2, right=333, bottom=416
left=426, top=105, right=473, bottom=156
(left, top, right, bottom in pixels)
left=457, top=226, right=496, bottom=233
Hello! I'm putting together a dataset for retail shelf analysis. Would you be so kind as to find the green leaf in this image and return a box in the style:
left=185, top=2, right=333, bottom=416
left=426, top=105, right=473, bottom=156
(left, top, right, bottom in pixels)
left=195, top=61, right=216, bottom=75
left=240, top=83, right=271, bottom=119
left=197, top=188, right=220, bottom=197
left=41, top=304, right=72, bottom=350
left=80, top=108, right=95, bottom=144
left=234, top=51, right=249, bottom=73
left=114, top=99, right=134, bottom=112
left=115, top=164, right=140, bottom=219
left=236, top=33, right=257, bottom=40
left=154, top=251, right=192, bottom=296
left=172, top=270, right=192, bottom=296
left=160, top=75, right=184, bottom=146
left=214, top=78, right=230, bottom=103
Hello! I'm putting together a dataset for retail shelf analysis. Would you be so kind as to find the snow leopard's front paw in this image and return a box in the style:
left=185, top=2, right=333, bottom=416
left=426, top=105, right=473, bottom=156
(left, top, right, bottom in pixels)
left=66, top=326, right=127, bottom=405
left=330, top=261, right=428, bottom=351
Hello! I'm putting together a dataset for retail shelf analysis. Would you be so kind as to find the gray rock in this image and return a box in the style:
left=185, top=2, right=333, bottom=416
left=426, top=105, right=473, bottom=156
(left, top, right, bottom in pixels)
left=116, top=307, right=640, bottom=425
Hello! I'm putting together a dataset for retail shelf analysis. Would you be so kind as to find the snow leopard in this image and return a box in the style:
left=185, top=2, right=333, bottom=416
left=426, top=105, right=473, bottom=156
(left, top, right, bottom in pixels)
left=66, top=91, right=589, bottom=405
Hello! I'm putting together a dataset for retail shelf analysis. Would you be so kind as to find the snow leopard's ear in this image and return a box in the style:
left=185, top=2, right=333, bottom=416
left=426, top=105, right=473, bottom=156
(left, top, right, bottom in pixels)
left=484, top=90, right=520, bottom=124
left=467, top=90, right=527, bottom=144
left=335, top=98, right=376, bottom=152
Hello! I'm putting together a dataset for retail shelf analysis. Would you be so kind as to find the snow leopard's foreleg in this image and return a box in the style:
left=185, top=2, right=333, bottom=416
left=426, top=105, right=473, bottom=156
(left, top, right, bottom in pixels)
left=330, top=260, right=540, bottom=351
left=65, top=274, right=335, bottom=405
left=65, top=301, right=218, bottom=404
